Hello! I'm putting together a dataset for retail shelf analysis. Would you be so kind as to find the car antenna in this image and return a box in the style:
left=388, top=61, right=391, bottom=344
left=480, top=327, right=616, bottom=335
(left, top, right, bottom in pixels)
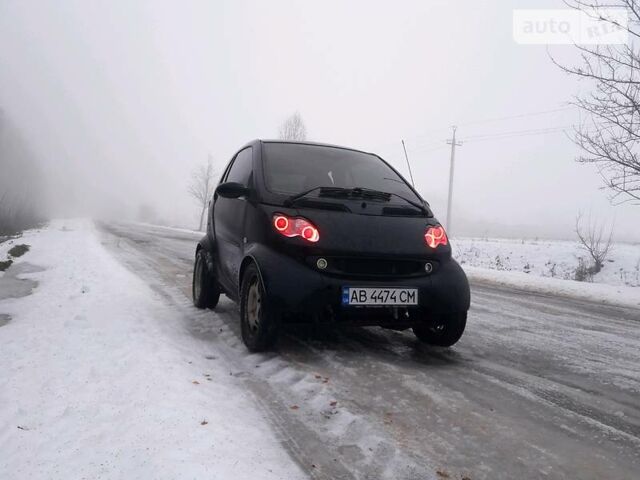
left=401, top=139, right=415, bottom=187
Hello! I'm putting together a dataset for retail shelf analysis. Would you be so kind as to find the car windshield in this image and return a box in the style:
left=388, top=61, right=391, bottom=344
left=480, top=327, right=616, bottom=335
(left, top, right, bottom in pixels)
left=262, top=143, right=419, bottom=201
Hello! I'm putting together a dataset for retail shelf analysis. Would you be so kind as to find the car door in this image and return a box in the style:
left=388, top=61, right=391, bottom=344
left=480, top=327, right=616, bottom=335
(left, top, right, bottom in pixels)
left=212, top=147, right=253, bottom=293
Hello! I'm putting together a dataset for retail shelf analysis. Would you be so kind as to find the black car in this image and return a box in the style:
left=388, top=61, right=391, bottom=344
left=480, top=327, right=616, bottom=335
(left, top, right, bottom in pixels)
left=192, top=140, right=470, bottom=352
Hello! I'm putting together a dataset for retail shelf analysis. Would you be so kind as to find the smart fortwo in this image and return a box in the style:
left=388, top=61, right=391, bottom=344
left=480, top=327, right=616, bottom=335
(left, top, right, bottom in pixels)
left=192, top=140, right=470, bottom=352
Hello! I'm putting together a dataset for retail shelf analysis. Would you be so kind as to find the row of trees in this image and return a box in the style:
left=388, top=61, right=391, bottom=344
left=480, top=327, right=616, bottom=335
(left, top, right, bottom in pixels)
left=188, top=112, right=307, bottom=230
left=0, top=192, right=41, bottom=236
left=0, top=111, right=45, bottom=235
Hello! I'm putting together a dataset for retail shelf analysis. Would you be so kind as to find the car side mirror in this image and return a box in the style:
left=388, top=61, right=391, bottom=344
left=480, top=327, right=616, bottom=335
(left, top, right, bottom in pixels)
left=215, top=181, right=251, bottom=199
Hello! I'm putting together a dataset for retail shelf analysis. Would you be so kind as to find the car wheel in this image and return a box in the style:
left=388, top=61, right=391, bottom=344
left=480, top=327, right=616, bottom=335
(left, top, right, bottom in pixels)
left=192, top=249, right=220, bottom=309
left=240, top=262, right=278, bottom=352
left=413, top=311, right=467, bottom=347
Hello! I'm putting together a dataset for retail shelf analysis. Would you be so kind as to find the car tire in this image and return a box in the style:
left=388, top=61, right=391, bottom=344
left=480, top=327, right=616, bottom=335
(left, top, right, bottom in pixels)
left=240, top=262, right=278, bottom=352
left=192, top=249, right=220, bottom=309
left=413, top=311, right=467, bottom=347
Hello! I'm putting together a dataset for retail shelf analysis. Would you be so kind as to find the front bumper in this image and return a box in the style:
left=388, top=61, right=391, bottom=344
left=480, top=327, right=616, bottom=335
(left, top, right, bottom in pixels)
left=250, top=246, right=470, bottom=327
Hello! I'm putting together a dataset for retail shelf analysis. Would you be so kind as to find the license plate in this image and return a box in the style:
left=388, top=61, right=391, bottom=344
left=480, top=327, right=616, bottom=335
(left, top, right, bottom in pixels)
left=342, top=287, right=418, bottom=306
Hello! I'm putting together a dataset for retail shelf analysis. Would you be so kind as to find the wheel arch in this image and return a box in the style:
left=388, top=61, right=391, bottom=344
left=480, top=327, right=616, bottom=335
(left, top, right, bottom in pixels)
left=239, top=254, right=267, bottom=296
left=196, top=234, right=219, bottom=276
left=196, top=234, right=212, bottom=255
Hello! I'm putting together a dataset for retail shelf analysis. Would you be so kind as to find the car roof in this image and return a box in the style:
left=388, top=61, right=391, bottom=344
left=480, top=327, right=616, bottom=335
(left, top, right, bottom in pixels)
left=255, top=139, right=377, bottom=157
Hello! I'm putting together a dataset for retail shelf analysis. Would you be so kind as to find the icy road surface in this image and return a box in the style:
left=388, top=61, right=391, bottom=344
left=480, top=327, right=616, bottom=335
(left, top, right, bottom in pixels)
left=100, top=222, right=640, bottom=480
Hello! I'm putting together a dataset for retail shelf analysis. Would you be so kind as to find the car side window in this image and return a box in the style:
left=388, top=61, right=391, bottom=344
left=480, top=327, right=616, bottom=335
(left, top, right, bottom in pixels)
left=225, top=147, right=253, bottom=187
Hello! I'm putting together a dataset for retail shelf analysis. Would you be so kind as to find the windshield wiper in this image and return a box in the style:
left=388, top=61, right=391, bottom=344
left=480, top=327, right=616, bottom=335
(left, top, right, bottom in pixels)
left=283, top=186, right=351, bottom=206
left=284, top=186, right=429, bottom=216
left=388, top=192, right=430, bottom=216
left=316, top=187, right=392, bottom=201
left=330, top=187, right=428, bottom=215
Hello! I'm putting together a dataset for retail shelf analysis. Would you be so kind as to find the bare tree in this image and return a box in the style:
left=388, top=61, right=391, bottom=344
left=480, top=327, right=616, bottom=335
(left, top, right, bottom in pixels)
left=575, top=211, right=614, bottom=274
left=188, top=156, right=216, bottom=231
left=552, top=0, right=640, bottom=204
left=278, top=112, right=307, bottom=141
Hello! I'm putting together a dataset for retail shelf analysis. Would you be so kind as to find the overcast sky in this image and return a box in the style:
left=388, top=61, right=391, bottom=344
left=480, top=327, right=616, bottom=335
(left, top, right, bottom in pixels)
left=0, top=0, right=637, bottom=240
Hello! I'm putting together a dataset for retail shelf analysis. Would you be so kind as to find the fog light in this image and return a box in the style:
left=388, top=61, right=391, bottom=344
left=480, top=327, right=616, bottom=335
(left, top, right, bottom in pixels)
left=424, top=262, right=433, bottom=273
left=317, top=258, right=328, bottom=270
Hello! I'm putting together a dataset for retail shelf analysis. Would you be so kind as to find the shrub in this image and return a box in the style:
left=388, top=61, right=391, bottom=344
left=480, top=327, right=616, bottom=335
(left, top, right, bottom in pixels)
left=575, top=212, right=613, bottom=274
left=8, top=244, right=29, bottom=258
left=574, top=257, right=595, bottom=282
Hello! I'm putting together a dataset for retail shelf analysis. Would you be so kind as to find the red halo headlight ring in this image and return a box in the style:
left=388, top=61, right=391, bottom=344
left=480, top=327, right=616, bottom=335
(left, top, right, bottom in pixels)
left=424, top=225, right=448, bottom=249
left=272, top=214, right=320, bottom=243
left=274, top=215, right=289, bottom=232
left=301, top=225, right=319, bottom=242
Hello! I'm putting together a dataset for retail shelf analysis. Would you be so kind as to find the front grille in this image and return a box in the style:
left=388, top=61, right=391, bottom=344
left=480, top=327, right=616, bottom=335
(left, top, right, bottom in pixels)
left=308, top=256, right=430, bottom=278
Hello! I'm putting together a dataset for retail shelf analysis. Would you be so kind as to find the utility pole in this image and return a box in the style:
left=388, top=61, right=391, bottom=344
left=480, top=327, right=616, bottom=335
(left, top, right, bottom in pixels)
left=446, top=126, right=462, bottom=235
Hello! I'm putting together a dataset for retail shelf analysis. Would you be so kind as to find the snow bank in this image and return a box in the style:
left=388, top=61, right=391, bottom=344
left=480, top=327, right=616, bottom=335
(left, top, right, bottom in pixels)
left=464, top=266, right=640, bottom=309
left=453, top=237, right=640, bottom=308
left=453, top=236, right=640, bottom=288
left=0, top=219, right=304, bottom=480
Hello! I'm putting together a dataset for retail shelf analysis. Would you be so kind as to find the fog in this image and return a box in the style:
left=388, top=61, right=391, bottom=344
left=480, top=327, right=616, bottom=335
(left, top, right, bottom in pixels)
left=1, top=0, right=637, bottom=241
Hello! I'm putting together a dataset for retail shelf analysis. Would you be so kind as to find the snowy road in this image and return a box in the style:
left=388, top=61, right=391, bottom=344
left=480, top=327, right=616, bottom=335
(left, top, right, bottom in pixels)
left=99, top=222, right=640, bottom=480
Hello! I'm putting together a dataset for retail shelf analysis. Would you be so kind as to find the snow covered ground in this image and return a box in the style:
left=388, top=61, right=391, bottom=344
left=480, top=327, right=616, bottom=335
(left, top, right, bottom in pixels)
left=453, top=237, right=640, bottom=287
left=2, top=220, right=639, bottom=479
left=0, top=233, right=25, bottom=278
left=0, top=219, right=304, bottom=480
left=98, top=221, right=640, bottom=480
left=453, top=237, right=640, bottom=308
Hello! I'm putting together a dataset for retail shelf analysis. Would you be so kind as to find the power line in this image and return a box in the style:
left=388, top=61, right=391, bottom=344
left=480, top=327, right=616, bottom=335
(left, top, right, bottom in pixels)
left=412, top=144, right=448, bottom=154
left=406, top=106, right=574, bottom=143
left=462, top=125, right=574, bottom=142
left=457, top=106, right=576, bottom=127
left=465, top=123, right=616, bottom=144
left=401, top=126, right=451, bottom=143
left=405, top=141, right=448, bottom=153
left=408, top=121, right=605, bottom=148
left=409, top=136, right=447, bottom=149
left=466, top=129, right=571, bottom=144
left=368, top=106, right=578, bottom=153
